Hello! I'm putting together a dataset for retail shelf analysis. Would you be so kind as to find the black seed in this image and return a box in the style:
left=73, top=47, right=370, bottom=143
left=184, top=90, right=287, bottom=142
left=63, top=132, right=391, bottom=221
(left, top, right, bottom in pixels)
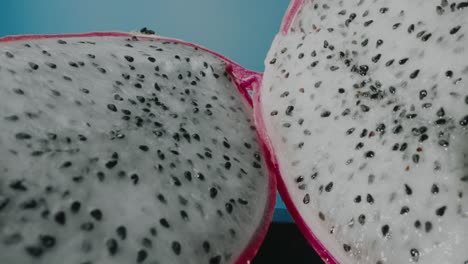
left=346, top=128, right=355, bottom=135
left=365, top=151, right=375, bottom=158
left=15, top=132, right=32, bottom=140
left=5, top=115, right=19, bottom=121
left=372, top=54, right=381, bottom=63
left=70, top=201, right=81, bottom=213
left=318, top=212, right=325, bottom=221
left=438, top=140, right=449, bottom=147
left=459, top=115, right=468, bottom=126
left=39, top=234, right=56, bottom=248
left=180, top=210, right=189, bottom=221
left=376, top=123, right=386, bottom=133
left=400, top=143, right=408, bottom=151
left=364, top=20, right=374, bottom=26
left=354, top=195, right=362, bottom=203
left=367, top=194, right=374, bottom=204
left=321, top=110, right=331, bottom=117
left=414, top=220, right=421, bottom=228
left=81, top=222, right=94, bottom=231
left=417, top=30, right=426, bottom=38
left=160, top=218, right=170, bottom=228
left=410, top=248, right=420, bottom=262
left=171, top=241, right=181, bottom=255
left=400, top=206, right=410, bottom=214
left=422, top=33, right=432, bottom=41
left=149, top=227, right=157, bottom=237
left=20, top=199, right=38, bottom=209
left=361, top=38, right=369, bottom=47
left=358, top=214, right=366, bottom=225
left=381, top=225, right=390, bottom=237
left=436, top=118, right=447, bottom=125
left=359, top=65, right=369, bottom=75
left=343, top=244, right=351, bottom=252
left=25, top=246, right=43, bottom=257
left=130, top=174, right=139, bottom=185
left=405, top=184, right=413, bottom=195
left=105, top=160, right=118, bottom=169
left=124, top=55, right=134, bottom=62
left=399, top=58, right=409, bottom=65
left=283, top=105, right=295, bottom=116
left=425, top=221, right=433, bottom=233
left=412, top=154, right=420, bottom=164
left=408, top=24, right=415, bottom=33
left=202, top=241, right=211, bottom=253
left=225, top=203, right=233, bottom=214
left=210, top=255, right=222, bottom=264
left=116, top=226, right=127, bottom=240
left=450, top=26, right=461, bottom=34
left=147, top=57, right=156, bottom=62
left=303, top=194, right=310, bottom=204
left=419, top=90, right=427, bottom=100
left=410, top=69, right=420, bottom=79
left=13, top=88, right=25, bottom=95
left=431, top=184, right=439, bottom=194
left=325, top=182, right=334, bottom=192
left=355, top=142, right=364, bottom=150
left=360, top=105, right=370, bottom=112
left=90, top=209, right=103, bottom=221
left=435, top=206, right=447, bottom=216
left=457, top=2, right=468, bottom=9
left=393, top=125, right=403, bottom=134
left=68, top=61, right=79, bottom=68
left=269, top=58, right=277, bottom=64
left=376, top=39, right=384, bottom=47
left=27, top=62, right=39, bottom=70
left=137, top=249, right=147, bottom=263
left=138, top=145, right=149, bottom=152
left=446, top=70, right=454, bottom=78
left=60, top=161, right=72, bottom=168
left=106, top=238, right=118, bottom=256
left=385, top=59, right=395, bottom=67
left=107, top=104, right=117, bottom=112
left=338, top=88, right=345, bottom=94
left=419, top=134, right=429, bottom=142
left=54, top=211, right=66, bottom=225
left=209, top=187, right=218, bottom=198
left=393, top=23, right=401, bottom=29
left=9, top=180, right=27, bottom=191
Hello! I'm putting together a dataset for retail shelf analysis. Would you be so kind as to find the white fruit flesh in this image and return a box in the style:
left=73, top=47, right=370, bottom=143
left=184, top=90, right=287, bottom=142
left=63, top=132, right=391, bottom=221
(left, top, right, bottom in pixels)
left=0, top=35, right=270, bottom=264
left=260, top=0, right=468, bottom=263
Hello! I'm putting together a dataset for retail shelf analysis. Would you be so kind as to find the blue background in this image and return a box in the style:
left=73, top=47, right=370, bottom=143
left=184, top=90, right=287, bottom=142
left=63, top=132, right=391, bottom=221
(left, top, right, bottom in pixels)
left=0, top=0, right=292, bottom=222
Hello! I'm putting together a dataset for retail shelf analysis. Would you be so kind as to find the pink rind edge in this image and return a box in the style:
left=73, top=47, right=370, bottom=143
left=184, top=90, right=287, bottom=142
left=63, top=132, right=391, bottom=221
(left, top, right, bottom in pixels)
left=256, top=1, right=340, bottom=263
left=280, top=0, right=305, bottom=34
left=0, top=31, right=276, bottom=264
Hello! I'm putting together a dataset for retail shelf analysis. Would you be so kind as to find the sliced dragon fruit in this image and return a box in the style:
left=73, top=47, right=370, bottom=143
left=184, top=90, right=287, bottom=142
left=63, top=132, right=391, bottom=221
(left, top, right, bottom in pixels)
left=256, top=0, right=468, bottom=263
left=0, top=32, right=275, bottom=264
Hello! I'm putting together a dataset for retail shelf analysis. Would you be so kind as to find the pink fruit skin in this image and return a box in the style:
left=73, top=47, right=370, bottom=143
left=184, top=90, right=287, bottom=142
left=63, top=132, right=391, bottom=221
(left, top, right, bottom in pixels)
left=0, top=32, right=276, bottom=264
left=254, top=1, right=339, bottom=263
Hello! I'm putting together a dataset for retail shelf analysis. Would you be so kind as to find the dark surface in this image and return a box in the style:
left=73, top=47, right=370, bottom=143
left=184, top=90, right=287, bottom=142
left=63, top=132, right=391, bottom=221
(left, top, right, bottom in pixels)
left=252, top=223, right=324, bottom=264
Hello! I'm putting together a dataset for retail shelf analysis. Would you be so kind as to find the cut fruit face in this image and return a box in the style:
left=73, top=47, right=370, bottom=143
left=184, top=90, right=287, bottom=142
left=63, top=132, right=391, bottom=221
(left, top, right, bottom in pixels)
left=257, top=1, right=468, bottom=263
left=0, top=32, right=275, bottom=264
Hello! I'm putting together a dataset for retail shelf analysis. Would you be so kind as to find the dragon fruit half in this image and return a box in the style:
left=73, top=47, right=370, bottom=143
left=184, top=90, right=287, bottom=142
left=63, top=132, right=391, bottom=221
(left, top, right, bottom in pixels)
left=0, top=32, right=276, bottom=264
left=256, top=0, right=468, bottom=263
